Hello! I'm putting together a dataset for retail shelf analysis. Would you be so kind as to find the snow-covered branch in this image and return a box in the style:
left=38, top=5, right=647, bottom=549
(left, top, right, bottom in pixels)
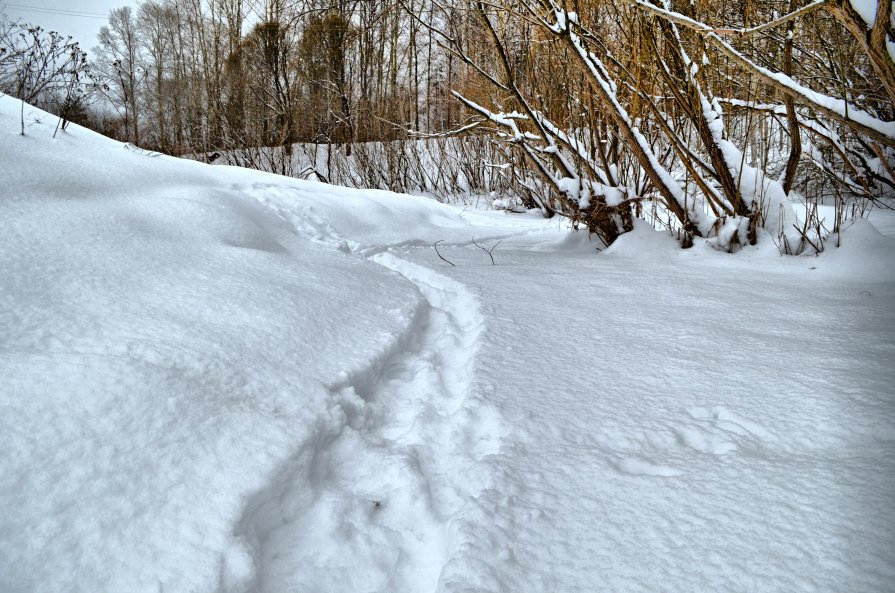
left=628, top=0, right=829, bottom=37
left=623, top=0, right=895, bottom=148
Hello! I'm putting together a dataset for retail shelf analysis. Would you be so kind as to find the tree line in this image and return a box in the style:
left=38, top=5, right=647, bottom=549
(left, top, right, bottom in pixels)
left=89, top=0, right=484, bottom=159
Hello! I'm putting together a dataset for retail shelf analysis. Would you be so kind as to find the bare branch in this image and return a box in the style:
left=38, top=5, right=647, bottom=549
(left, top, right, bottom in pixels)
left=472, top=237, right=501, bottom=265
left=625, top=0, right=828, bottom=37
left=622, top=0, right=895, bottom=147
left=434, top=240, right=456, bottom=266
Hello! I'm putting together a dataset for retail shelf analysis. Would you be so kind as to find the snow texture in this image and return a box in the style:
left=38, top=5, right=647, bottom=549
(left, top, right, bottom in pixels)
left=2, top=96, right=895, bottom=593
left=849, top=0, right=878, bottom=28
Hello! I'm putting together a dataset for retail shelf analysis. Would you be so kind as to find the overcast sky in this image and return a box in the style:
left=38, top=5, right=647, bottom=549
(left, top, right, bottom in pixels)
left=2, top=1, right=136, bottom=51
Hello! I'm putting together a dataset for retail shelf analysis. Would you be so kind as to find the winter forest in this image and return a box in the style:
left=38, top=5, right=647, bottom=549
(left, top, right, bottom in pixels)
left=1, top=1, right=895, bottom=592
left=3, top=0, right=894, bottom=249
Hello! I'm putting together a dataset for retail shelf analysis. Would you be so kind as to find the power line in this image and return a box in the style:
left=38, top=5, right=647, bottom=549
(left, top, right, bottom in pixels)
left=6, top=2, right=106, bottom=15
left=4, top=3, right=108, bottom=20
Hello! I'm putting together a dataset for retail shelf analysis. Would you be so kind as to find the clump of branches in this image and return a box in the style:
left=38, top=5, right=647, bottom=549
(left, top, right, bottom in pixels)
left=433, top=0, right=895, bottom=251
left=0, top=19, right=94, bottom=135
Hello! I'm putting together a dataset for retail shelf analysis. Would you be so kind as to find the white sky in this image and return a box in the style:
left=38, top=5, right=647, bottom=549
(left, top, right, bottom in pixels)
left=1, top=0, right=135, bottom=51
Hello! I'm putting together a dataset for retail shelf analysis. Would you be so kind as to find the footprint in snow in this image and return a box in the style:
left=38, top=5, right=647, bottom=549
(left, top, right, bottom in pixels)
left=674, top=406, right=771, bottom=455
left=616, top=457, right=683, bottom=477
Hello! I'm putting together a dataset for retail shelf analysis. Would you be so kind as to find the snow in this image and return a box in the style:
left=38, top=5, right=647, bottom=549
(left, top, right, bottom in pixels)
left=3, top=96, right=895, bottom=593
left=849, top=0, right=878, bottom=28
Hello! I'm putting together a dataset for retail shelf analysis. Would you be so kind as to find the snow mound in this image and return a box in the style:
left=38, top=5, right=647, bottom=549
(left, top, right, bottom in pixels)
left=0, top=96, right=453, bottom=593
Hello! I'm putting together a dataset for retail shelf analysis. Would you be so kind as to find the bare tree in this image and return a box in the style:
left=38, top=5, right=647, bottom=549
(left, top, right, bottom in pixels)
left=94, top=7, right=143, bottom=144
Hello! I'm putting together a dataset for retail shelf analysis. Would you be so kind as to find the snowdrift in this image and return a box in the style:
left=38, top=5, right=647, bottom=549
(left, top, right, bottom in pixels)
left=0, top=96, right=474, bottom=592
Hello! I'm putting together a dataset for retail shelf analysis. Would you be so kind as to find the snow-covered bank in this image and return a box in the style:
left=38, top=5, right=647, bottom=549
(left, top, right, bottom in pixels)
left=0, top=98, right=474, bottom=591
left=2, top=97, right=894, bottom=592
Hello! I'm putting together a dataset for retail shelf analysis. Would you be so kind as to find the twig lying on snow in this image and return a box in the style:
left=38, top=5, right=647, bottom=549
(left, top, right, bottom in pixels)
left=472, top=238, right=501, bottom=265
left=434, top=241, right=456, bottom=266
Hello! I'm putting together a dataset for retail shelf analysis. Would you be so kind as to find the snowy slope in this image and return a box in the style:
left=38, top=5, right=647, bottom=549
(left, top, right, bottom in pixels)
left=2, top=96, right=895, bottom=593
left=0, top=98, right=473, bottom=592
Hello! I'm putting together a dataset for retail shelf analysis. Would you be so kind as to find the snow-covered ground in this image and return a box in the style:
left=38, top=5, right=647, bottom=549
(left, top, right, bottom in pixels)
left=2, top=97, right=894, bottom=593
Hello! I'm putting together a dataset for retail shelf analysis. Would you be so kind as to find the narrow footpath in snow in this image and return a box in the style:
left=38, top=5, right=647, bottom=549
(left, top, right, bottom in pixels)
left=233, top=187, right=506, bottom=592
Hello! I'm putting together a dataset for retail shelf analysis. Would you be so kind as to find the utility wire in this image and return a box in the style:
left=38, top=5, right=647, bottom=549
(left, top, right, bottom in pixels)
left=6, top=2, right=106, bottom=15
left=4, top=3, right=108, bottom=19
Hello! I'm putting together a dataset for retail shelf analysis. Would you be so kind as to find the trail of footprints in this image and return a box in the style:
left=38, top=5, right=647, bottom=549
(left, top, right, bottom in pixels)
left=232, top=189, right=500, bottom=592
